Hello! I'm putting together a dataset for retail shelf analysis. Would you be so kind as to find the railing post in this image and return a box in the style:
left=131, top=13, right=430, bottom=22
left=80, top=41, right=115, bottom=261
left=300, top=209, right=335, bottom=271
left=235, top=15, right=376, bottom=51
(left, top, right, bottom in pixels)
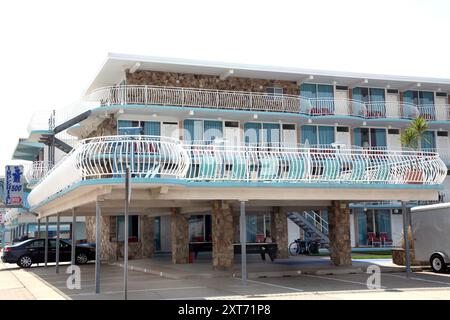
left=144, top=85, right=148, bottom=105
left=216, top=90, right=219, bottom=108
left=181, top=87, right=184, bottom=107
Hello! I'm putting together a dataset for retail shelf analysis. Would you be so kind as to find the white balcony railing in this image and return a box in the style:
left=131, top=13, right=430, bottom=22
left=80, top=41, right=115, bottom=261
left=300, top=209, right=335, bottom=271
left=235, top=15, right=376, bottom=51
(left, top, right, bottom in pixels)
left=27, top=85, right=450, bottom=132
left=27, top=135, right=448, bottom=208
left=24, top=161, right=52, bottom=185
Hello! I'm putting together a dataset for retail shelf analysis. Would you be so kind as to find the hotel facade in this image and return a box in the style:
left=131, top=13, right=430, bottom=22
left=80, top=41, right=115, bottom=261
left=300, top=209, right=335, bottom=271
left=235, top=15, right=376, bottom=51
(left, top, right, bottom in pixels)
left=12, top=53, right=450, bottom=269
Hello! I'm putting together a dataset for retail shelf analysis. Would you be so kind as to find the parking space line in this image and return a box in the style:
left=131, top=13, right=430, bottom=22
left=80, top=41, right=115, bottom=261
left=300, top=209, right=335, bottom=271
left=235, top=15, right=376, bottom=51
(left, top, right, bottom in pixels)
left=233, top=278, right=304, bottom=292
left=385, top=273, right=450, bottom=286
left=300, top=274, right=387, bottom=289
left=67, top=286, right=207, bottom=297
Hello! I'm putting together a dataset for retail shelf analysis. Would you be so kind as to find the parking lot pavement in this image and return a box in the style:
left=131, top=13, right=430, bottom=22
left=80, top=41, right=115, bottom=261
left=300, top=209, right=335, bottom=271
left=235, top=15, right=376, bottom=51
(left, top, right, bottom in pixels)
left=12, top=262, right=450, bottom=300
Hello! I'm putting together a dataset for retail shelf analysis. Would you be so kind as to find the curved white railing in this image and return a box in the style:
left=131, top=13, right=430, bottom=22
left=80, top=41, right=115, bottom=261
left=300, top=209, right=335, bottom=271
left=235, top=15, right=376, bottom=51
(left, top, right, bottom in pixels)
left=76, top=135, right=190, bottom=179
left=27, top=135, right=448, bottom=208
left=183, top=143, right=446, bottom=184
left=24, top=161, right=52, bottom=185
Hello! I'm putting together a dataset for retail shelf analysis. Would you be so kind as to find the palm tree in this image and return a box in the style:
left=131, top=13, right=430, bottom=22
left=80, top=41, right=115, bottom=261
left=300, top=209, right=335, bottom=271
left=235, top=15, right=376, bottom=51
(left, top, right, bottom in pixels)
left=400, top=116, right=429, bottom=150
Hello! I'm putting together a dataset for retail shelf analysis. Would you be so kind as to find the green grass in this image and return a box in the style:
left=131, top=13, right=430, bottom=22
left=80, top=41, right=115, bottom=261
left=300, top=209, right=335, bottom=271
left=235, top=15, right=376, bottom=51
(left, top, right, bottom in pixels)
left=309, top=249, right=393, bottom=260
left=351, top=254, right=392, bottom=260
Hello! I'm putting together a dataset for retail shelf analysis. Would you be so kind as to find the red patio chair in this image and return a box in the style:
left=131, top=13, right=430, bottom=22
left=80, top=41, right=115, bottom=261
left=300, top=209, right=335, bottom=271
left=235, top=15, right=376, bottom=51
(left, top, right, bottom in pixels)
left=367, top=232, right=381, bottom=247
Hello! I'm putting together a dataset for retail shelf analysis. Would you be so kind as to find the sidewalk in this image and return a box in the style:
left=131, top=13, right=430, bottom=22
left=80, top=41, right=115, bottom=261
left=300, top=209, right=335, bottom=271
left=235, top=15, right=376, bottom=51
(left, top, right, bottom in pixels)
left=0, top=262, right=67, bottom=300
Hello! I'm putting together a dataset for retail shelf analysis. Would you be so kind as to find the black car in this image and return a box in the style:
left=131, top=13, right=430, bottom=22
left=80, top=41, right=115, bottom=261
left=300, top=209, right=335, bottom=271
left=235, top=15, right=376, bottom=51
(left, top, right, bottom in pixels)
left=1, top=238, right=96, bottom=268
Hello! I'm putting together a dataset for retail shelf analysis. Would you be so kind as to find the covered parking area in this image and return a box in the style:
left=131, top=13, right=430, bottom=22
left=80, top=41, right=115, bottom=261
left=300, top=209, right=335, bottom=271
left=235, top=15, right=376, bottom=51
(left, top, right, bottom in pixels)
left=30, top=180, right=437, bottom=295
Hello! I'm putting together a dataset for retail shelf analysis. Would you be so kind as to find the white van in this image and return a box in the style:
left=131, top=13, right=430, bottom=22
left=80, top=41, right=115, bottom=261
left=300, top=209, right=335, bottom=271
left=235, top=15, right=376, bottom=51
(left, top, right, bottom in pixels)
left=411, top=203, right=450, bottom=273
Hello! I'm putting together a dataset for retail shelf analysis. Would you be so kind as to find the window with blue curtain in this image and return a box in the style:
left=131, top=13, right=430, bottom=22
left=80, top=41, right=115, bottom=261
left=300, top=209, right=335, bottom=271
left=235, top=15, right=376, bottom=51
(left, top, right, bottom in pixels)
left=317, top=85, right=334, bottom=99
left=262, top=123, right=280, bottom=146
left=300, top=83, right=317, bottom=99
left=203, top=120, right=223, bottom=143
left=301, top=125, right=318, bottom=145
left=246, top=215, right=257, bottom=243
left=300, top=83, right=317, bottom=109
left=358, top=210, right=368, bottom=245
left=403, top=91, right=415, bottom=105
left=318, top=126, right=335, bottom=145
left=352, top=87, right=363, bottom=102
left=420, top=91, right=434, bottom=105
left=117, top=120, right=141, bottom=135
left=370, top=88, right=386, bottom=117
left=143, top=121, right=161, bottom=136
left=375, top=210, right=391, bottom=238
left=183, top=119, right=203, bottom=143
left=244, top=123, right=261, bottom=145
left=420, top=91, right=435, bottom=119
left=183, top=120, right=195, bottom=143
left=317, top=85, right=334, bottom=113
left=421, top=131, right=436, bottom=149
left=371, top=128, right=387, bottom=147
left=353, top=128, right=362, bottom=147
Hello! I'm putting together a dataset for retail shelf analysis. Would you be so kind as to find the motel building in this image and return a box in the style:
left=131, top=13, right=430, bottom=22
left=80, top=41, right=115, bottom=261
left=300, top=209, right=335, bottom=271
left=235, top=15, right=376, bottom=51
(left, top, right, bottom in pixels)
left=11, top=53, right=450, bottom=285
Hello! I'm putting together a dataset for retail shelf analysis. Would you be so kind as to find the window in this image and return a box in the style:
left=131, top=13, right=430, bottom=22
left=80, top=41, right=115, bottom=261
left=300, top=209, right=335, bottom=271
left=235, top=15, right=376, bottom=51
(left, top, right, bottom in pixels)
left=154, top=217, right=161, bottom=252
left=244, top=122, right=281, bottom=147
left=354, top=128, right=387, bottom=148
left=246, top=214, right=271, bottom=243
left=388, top=129, right=400, bottom=135
left=266, top=87, right=284, bottom=96
left=358, top=209, right=392, bottom=246
left=188, top=215, right=212, bottom=242
left=118, top=120, right=161, bottom=136
left=184, top=119, right=223, bottom=143
left=27, top=240, right=44, bottom=248
left=116, top=216, right=139, bottom=242
left=421, top=131, right=436, bottom=149
left=301, top=125, right=335, bottom=146
left=300, top=83, right=334, bottom=114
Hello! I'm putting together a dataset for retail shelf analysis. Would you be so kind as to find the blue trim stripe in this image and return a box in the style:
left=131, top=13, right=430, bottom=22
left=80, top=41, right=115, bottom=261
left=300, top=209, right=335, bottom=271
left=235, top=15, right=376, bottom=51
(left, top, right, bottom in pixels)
left=30, top=177, right=443, bottom=211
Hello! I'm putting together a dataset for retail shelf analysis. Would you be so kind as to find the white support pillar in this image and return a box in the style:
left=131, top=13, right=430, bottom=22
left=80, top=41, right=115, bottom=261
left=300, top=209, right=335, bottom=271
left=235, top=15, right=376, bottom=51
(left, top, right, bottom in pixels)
left=37, top=218, right=41, bottom=267
left=71, top=208, right=76, bottom=266
left=239, top=201, right=247, bottom=284
left=95, top=200, right=102, bottom=294
left=55, top=213, right=60, bottom=274
left=402, top=201, right=412, bottom=277
left=44, top=216, right=49, bottom=268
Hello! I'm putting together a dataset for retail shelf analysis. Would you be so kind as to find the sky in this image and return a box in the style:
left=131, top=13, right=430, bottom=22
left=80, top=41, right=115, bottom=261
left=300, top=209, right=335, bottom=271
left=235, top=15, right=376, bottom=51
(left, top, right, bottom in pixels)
left=0, top=0, right=449, bottom=170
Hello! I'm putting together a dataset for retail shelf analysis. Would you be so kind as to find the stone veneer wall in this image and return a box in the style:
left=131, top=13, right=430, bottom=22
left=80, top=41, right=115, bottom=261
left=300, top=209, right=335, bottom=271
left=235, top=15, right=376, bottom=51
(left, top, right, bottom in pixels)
left=85, top=216, right=117, bottom=261
left=85, top=215, right=154, bottom=261
left=126, top=70, right=300, bottom=95
left=270, top=207, right=289, bottom=259
left=327, top=200, right=352, bottom=266
left=171, top=208, right=189, bottom=264
left=211, top=200, right=234, bottom=270
left=83, top=115, right=118, bottom=139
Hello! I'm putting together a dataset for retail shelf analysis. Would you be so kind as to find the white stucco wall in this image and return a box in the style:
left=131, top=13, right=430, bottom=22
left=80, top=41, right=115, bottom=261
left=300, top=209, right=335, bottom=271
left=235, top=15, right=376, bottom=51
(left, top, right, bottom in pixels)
left=391, top=212, right=403, bottom=246
left=350, top=213, right=356, bottom=247
left=287, top=218, right=300, bottom=248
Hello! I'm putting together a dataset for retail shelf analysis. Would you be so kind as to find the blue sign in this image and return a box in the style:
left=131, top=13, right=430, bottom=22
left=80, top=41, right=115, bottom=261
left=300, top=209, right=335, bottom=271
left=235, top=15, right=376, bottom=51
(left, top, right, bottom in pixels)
left=4, top=165, right=24, bottom=206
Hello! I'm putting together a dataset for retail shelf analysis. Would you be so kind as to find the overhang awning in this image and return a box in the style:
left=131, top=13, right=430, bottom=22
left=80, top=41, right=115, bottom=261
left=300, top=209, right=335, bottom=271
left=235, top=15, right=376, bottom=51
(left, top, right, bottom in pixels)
left=12, top=138, right=45, bottom=161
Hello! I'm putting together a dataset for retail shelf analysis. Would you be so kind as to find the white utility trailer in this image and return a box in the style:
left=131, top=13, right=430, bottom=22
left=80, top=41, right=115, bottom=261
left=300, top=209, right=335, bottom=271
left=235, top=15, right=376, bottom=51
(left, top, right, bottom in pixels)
left=411, top=203, right=450, bottom=273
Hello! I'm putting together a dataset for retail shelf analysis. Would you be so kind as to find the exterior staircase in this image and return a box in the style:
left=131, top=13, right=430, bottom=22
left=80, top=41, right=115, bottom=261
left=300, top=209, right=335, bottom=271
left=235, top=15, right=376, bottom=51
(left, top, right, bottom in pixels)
left=287, top=211, right=329, bottom=247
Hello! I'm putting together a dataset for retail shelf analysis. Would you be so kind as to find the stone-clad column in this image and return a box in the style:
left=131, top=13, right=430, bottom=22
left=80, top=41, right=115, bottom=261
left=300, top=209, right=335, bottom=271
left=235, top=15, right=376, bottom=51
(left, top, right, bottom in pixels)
left=171, top=208, right=189, bottom=264
left=328, top=201, right=352, bottom=266
left=211, top=200, right=234, bottom=270
left=140, top=216, right=155, bottom=258
left=270, top=207, right=289, bottom=259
